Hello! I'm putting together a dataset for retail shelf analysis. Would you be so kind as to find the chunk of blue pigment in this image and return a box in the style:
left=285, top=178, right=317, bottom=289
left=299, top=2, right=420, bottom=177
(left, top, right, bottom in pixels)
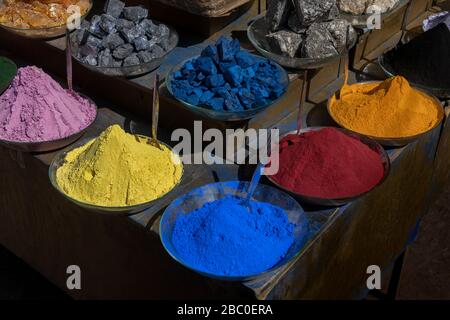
left=217, top=36, right=239, bottom=61
left=195, top=57, right=217, bottom=75
left=170, top=37, right=286, bottom=112
left=237, top=88, right=256, bottom=109
left=235, top=51, right=257, bottom=68
left=205, top=74, right=225, bottom=88
left=223, top=65, right=243, bottom=87
left=171, top=196, right=295, bottom=276
left=199, top=90, right=214, bottom=104
left=206, top=97, right=225, bottom=110
left=201, top=45, right=219, bottom=63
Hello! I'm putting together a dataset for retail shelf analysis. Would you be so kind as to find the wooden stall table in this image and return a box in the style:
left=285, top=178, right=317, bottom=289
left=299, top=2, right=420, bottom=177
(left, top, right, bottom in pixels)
left=0, top=0, right=448, bottom=299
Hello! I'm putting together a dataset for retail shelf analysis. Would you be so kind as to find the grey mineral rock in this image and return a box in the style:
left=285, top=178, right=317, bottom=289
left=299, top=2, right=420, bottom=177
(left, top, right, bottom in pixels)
left=79, top=42, right=99, bottom=57
left=116, top=18, right=134, bottom=31
left=133, top=36, right=152, bottom=51
left=292, top=0, right=336, bottom=26
left=303, top=24, right=338, bottom=58
left=266, top=0, right=293, bottom=31
left=337, top=0, right=366, bottom=15
left=324, top=19, right=350, bottom=51
left=327, top=4, right=340, bottom=20
left=83, top=55, right=98, bottom=66
left=89, top=15, right=106, bottom=38
left=76, top=4, right=171, bottom=67
left=104, top=0, right=125, bottom=18
left=267, top=30, right=303, bottom=58
left=123, top=53, right=140, bottom=66
left=98, top=49, right=114, bottom=67
left=120, top=24, right=146, bottom=42
left=367, top=0, right=399, bottom=14
left=137, top=51, right=153, bottom=63
left=113, top=43, right=134, bottom=59
left=100, top=14, right=117, bottom=34
left=101, top=32, right=124, bottom=50
left=150, top=44, right=165, bottom=59
left=337, top=0, right=399, bottom=15
left=288, top=12, right=307, bottom=33
left=123, top=6, right=148, bottom=22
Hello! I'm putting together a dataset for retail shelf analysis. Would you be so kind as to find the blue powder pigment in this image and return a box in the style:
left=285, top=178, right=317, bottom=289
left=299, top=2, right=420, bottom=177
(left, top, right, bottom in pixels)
left=170, top=37, right=286, bottom=112
left=171, top=196, right=295, bottom=276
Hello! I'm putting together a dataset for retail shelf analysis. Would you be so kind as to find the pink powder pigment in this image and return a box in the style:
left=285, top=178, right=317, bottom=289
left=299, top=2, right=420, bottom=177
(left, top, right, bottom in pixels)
left=0, top=66, right=96, bottom=142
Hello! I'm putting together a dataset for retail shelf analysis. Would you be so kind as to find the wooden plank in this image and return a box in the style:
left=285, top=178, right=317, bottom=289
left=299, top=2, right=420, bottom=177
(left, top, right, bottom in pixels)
left=353, top=30, right=403, bottom=70
left=404, top=0, right=434, bottom=26
left=147, top=0, right=256, bottom=36
left=352, top=1, right=409, bottom=69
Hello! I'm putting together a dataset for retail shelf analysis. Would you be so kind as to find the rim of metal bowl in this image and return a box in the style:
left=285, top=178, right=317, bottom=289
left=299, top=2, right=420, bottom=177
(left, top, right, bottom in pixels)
left=0, top=94, right=98, bottom=152
left=247, top=14, right=358, bottom=70
left=265, top=127, right=391, bottom=206
left=159, top=180, right=306, bottom=281
left=165, top=54, right=290, bottom=121
left=0, top=56, right=17, bottom=94
left=49, top=135, right=184, bottom=216
left=378, top=54, right=450, bottom=96
left=327, top=80, right=445, bottom=144
left=70, top=21, right=179, bottom=75
left=0, top=0, right=93, bottom=32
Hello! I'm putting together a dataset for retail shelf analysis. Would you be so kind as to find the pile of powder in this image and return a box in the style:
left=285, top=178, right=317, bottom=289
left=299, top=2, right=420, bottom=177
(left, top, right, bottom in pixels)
left=56, top=125, right=183, bottom=207
left=384, top=24, right=450, bottom=89
left=172, top=196, right=294, bottom=276
left=271, top=128, right=385, bottom=198
left=0, top=66, right=96, bottom=143
left=170, top=37, right=285, bottom=112
left=329, top=76, right=441, bottom=138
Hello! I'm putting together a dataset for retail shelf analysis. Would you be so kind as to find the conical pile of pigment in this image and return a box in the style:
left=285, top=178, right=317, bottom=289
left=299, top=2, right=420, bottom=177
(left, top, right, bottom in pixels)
left=0, top=66, right=96, bottom=142
left=56, top=125, right=183, bottom=207
left=271, top=128, right=385, bottom=198
left=172, top=196, right=294, bottom=276
left=329, top=76, right=441, bottom=138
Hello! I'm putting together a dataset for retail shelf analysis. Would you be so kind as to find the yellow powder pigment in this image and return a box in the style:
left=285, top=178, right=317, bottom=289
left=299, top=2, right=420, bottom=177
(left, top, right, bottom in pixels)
left=56, top=124, right=183, bottom=207
left=329, top=76, right=441, bottom=138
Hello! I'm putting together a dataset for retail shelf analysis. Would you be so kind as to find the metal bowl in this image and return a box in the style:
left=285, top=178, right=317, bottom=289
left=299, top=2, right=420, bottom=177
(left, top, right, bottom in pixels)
left=0, top=0, right=93, bottom=39
left=166, top=54, right=289, bottom=121
left=378, top=54, right=450, bottom=99
left=71, top=22, right=178, bottom=77
left=247, top=14, right=357, bottom=70
left=159, top=180, right=308, bottom=281
left=0, top=56, right=17, bottom=95
left=0, top=94, right=97, bottom=153
left=339, top=0, right=409, bottom=27
left=266, top=127, right=391, bottom=207
left=327, top=80, right=445, bottom=147
left=354, top=59, right=388, bottom=82
left=49, top=135, right=184, bottom=216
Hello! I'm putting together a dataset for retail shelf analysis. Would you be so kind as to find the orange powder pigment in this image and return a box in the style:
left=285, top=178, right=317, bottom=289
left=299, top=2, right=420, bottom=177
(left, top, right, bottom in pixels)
left=329, top=76, right=441, bottom=138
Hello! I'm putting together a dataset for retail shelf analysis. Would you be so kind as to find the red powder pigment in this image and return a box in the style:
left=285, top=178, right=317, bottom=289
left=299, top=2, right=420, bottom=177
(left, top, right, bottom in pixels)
left=271, top=128, right=385, bottom=198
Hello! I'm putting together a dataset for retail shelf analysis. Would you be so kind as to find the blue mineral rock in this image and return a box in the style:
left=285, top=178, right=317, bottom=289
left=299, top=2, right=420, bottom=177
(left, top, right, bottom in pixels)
left=195, top=57, right=217, bottom=75
left=205, top=74, right=225, bottom=88
left=170, top=37, right=286, bottom=113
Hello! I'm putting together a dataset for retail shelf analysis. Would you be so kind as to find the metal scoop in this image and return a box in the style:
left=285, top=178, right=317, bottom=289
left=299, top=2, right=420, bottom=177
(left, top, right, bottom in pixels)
left=150, top=73, right=163, bottom=150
